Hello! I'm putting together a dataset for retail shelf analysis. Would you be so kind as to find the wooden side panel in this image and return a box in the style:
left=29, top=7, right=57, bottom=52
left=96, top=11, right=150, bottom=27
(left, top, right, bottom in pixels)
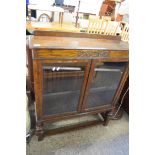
left=33, top=59, right=43, bottom=120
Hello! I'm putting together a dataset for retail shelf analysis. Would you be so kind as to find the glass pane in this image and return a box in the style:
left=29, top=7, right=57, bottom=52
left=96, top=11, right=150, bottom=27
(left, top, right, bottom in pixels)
left=86, top=62, right=127, bottom=109
left=42, top=64, right=85, bottom=116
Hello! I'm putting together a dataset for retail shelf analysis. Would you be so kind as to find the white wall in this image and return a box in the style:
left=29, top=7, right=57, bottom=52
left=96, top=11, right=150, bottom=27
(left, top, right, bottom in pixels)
left=29, top=0, right=105, bottom=16
left=64, top=0, right=78, bottom=6
left=29, top=0, right=55, bottom=5
left=74, top=0, right=104, bottom=15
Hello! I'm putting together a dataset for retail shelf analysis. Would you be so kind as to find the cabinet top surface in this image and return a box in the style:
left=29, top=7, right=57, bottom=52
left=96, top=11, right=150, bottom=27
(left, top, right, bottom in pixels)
left=29, top=36, right=129, bottom=51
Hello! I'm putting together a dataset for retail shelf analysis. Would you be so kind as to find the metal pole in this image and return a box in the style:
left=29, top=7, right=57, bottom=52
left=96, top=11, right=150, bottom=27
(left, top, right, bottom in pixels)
left=75, top=0, right=81, bottom=28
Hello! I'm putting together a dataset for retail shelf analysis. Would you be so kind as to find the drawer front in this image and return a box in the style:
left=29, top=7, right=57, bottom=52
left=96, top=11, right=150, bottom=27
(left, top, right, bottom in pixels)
left=33, top=49, right=129, bottom=60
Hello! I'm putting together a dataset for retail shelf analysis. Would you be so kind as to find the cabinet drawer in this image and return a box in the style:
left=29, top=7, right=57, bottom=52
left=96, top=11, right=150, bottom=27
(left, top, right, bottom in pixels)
left=33, top=49, right=128, bottom=60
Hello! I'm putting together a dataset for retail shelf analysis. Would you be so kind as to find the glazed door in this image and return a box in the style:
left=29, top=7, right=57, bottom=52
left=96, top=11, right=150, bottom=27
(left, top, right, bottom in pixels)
left=83, top=60, right=128, bottom=111
left=41, top=60, right=90, bottom=117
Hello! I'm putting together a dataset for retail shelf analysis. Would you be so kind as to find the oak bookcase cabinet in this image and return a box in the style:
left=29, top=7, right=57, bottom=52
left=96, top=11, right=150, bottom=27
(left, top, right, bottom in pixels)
left=29, top=32, right=129, bottom=140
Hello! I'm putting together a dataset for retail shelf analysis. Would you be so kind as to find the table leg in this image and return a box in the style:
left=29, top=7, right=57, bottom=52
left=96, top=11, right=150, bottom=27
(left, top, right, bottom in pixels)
left=61, top=12, right=64, bottom=27
left=51, top=12, right=54, bottom=22
left=59, top=12, right=61, bottom=24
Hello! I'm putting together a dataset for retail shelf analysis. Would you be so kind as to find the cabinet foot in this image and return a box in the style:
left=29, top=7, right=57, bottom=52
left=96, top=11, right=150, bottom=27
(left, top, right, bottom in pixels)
left=36, top=122, right=44, bottom=141
left=38, top=134, right=44, bottom=141
left=100, top=112, right=110, bottom=126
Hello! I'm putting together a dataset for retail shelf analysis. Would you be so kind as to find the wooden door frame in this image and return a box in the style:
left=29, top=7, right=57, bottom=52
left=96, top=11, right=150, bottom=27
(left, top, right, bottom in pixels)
left=33, top=58, right=91, bottom=122
left=81, top=59, right=129, bottom=112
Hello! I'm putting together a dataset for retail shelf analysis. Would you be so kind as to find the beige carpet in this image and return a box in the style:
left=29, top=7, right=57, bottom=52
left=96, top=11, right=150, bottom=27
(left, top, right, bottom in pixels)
left=27, top=112, right=129, bottom=155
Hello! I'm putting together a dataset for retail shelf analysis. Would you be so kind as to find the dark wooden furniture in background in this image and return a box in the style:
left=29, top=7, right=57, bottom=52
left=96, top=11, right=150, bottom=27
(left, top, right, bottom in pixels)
left=28, top=31, right=129, bottom=141
left=99, top=0, right=116, bottom=18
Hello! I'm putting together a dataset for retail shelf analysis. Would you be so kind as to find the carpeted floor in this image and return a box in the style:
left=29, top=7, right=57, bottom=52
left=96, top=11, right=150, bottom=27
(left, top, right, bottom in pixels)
left=27, top=112, right=129, bottom=155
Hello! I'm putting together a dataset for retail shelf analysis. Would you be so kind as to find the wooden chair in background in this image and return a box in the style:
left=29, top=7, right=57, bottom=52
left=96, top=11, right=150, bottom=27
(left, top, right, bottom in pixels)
left=89, top=15, right=111, bottom=21
left=121, top=23, right=129, bottom=42
left=89, top=15, right=100, bottom=20
left=87, top=18, right=106, bottom=34
left=87, top=15, right=107, bottom=34
left=87, top=18, right=120, bottom=36
left=101, top=16, right=111, bottom=21
left=103, top=21, right=120, bottom=35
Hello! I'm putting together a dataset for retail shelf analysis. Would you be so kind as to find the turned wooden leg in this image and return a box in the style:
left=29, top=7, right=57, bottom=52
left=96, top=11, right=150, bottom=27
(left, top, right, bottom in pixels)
left=38, top=134, right=44, bottom=141
left=36, top=122, right=44, bottom=141
left=100, top=112, right=110, bottom=126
